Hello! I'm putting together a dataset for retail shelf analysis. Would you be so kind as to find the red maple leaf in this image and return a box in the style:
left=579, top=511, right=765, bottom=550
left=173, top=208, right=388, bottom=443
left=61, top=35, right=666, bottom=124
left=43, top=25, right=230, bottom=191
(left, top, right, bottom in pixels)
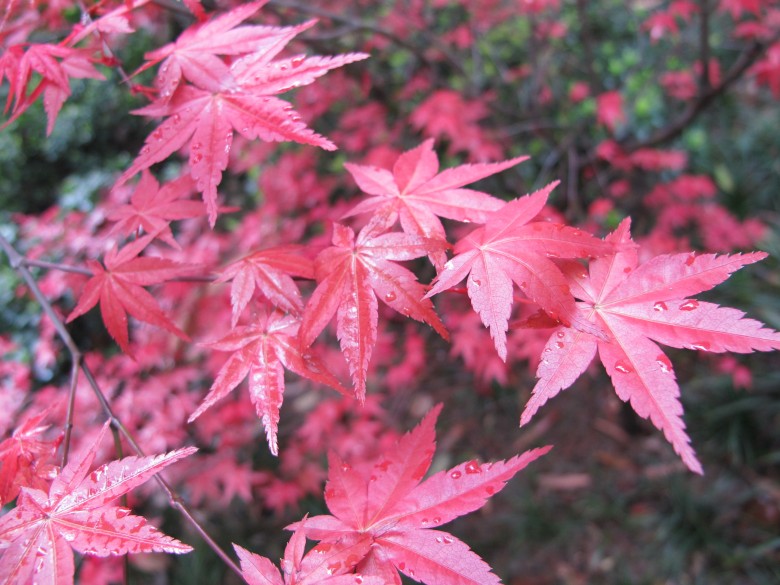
left=425, top=182, right=617, bottom=360
left=342, top=139, right=527, bottom=268
left=234, top=521, right=383, bottom=585
left=596, top=90, right=625, bottom=132
left=520, top=219, right=780, bottom=473
left=66, top=235, right=201, bottom=355
left=105, top=170, right=204, bottom=249
left=300, top=223, right=449, bottom=401
left=189, top=309, right=348, bottom=455
left=0, top=406, right=60, bottom=506
left=214, top=245, right=314, bottom=327
left=0, top=43, right=104, bottom=134
left=115, top=3, right=369, bottom=224
left=0, top=424, right=195, bottom=584
left=292, top=404, right=551, bottom=585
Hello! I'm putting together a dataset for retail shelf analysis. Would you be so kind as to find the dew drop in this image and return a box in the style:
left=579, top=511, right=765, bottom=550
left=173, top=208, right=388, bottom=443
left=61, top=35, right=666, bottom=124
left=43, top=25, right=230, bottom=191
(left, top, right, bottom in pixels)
left=623, top=266, right=632, bottom=273
left=193, top=152, right=203, bottom=163
left=556, top=331, right=565, bottom=338
left=327, top=562, right=341, bottom=575
left=520, top=281, right=528, bottom=289
left=465, top=460, right=481, bottom=474
left=140, top=146, right=150, bottom=155
left=442, top=536, right=453, bottom=544
left=354, top=577, right=363, bottom=585
left=151, top=129, right=163, bottom=140
left=614, top=360, right=633, bottom=374
left=470, top=275, right=482, bottom=288
left=376, top=460, right=391, bottom=471
left=485, top=486, right=495, bottom=495
left=443, top=260, right=455, bottom=271
left=191, top=142, right=202, bottom=150
left=656, top=354, right=673, bottom=373
left=421, top=518, right=429, bottom=525
left=384, top=291, right=397, bottom=302
left=555, top=341, right=565, bottom=349
left=685, top=253, right=696, bottom=266
left=433, top=516, right=441, bottom=524
left=435, top=536, right=443, bottom=543
left=116, top=507, right=131, bottom=518
left=172, top=114, right=181, bottom=124
left=450, top=470, right=462, bottom=479
left=679, top=299, right=699, bottom=311
left=689, top=341, right=711, bottom=351
left=398, top=562, right=406, bottom=571
left=653, top=301, right=668, bottom=312
left=291, top=56, right=305, bottom=67
left=340, top=462, right=352, bottom=472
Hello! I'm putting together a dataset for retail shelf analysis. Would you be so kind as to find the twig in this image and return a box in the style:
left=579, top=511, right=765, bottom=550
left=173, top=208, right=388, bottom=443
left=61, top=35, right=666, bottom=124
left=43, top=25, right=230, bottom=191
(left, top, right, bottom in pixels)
left=267, top=0, right=468, bottom=77
left=0, top=232, right=243, bottom=580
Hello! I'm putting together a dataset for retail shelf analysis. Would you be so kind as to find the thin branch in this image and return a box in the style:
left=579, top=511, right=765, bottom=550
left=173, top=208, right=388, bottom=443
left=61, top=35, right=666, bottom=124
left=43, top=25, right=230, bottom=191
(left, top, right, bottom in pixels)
left=23, top=257, right=94, bottom=276
left=267, top=0, right=468, bottom=77
left=0, top=232, right=243, bottom=580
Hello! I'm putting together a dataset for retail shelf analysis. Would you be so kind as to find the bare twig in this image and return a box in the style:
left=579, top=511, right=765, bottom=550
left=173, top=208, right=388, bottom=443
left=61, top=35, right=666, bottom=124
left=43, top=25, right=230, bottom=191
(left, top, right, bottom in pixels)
left=0, top=232, right=243, bottom=580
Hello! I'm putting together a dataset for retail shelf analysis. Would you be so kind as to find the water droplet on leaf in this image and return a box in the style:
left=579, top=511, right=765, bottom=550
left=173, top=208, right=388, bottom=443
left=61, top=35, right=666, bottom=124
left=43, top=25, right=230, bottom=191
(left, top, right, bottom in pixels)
left=679, top=299, right=699, bottom=311
left=614, top=360, right=633, bottom=374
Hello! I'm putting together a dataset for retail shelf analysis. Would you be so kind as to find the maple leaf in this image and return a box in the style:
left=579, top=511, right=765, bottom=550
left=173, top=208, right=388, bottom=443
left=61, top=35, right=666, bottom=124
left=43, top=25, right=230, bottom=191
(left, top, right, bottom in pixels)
left=425, top=182, right=617, bottom=360
left=596, top=91, right=625, bottom=132
left=0, top=424, right=195, bottom=585
left=137, top=1, right=276, bottom=102
left=292, top=404, right=551, bottom=585
left=234, top=521, right=384, bottom=585
left=66, top=235, right=200, bottom=355
left=300, top=223, right=449, bottom=401
left=115, top=3, right=369, bottom=225
left=0, top=406, right=60, bottom=506
left=0, top=43, right=104, bottom=134
left=214, top=245, right=314, bottom=327
left=342, top=139, right=527, bottom=268
left=189, top=310, right=348, bottom=455
left=106, top=170, right=204, bottom=249
left=520, top=219, right=780, bottom=473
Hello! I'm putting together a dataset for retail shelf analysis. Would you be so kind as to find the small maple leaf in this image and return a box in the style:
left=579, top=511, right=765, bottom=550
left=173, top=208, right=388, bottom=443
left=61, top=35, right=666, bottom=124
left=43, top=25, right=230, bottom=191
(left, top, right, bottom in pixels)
left=300, top=223, right=449, bottom=401
left=0, top=424, right=195, bottom=585
left=342, top=139, right=527, bottom=268
left=292, top=404, right=551, bottom=585
left=214, top=245, right=315, bottom=327
left=0, top=43, right=104, bottom=134
left=596, top=90, right=625, bottom=132
left=425, top=182, right=617, bottom=360
left=66, top=235, right=201, bottom=355
left=0, top=406, right=60, bottom=506
left=189, top=309, right=348, bottom=455
left=106, top=170, right=205, bottom=249
left=115, top=2, right=369, bottom=225
left=234, top=520, right=384, bottom=585
left=521, top=219, right=780, bottom=473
